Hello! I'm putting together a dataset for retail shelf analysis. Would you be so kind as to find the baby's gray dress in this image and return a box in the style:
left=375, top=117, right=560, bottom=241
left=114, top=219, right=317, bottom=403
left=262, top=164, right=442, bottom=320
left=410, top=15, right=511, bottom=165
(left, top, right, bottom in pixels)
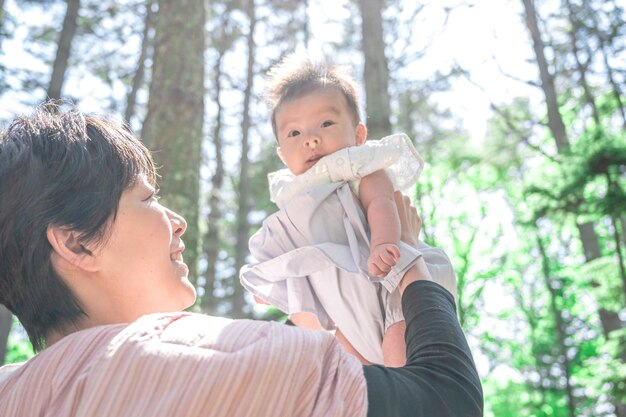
left=240, top=134, right=456, bottom=364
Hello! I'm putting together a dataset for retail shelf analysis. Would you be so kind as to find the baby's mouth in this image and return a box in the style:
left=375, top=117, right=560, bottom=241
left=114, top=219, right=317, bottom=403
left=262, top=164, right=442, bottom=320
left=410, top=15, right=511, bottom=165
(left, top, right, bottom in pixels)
left=307, top=154, right=323, bottom=163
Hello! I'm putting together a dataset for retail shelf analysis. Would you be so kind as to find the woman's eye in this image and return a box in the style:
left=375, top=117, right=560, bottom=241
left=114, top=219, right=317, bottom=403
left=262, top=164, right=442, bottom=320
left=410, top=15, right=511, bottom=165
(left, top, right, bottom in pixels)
left=144, top=190, right=161, bottom=202
left=321, top=121, right=334, bottom=128
left=287, top=130, right=300, bottom=138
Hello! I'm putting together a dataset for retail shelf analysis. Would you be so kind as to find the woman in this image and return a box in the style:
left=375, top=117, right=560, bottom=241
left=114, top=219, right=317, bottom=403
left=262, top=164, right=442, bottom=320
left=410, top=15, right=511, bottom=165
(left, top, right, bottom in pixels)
left=0, top=103, right=482, bottom=417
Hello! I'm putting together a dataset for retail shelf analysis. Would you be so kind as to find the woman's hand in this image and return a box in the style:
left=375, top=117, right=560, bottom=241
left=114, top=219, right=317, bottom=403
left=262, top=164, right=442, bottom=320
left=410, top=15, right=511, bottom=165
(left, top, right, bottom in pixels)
left=395, top=191, right=421, bottom=249
left=394, top=192, right=432, bottom=295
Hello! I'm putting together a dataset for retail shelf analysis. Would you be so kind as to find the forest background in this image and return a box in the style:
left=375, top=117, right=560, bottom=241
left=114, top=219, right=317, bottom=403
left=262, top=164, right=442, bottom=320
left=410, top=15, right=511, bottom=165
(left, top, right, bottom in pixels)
left=0, top=0, right=625, bottom=416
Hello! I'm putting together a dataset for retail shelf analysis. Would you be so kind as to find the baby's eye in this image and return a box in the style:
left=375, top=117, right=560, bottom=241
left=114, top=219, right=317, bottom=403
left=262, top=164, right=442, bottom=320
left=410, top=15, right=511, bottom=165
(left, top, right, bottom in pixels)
left=287, top=130, right=300, bottom=138
left=321, top=121, right=335, bottom=128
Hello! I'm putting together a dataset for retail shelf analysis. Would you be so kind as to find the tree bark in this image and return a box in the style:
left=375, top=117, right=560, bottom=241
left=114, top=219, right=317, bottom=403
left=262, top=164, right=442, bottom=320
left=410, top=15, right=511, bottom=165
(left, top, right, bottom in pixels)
left=0, top=0, right=6, bottom=35
left=232, top=0, right=256, bottom=318
left=564, top=0, right=600, bottom=125
left=357, top=0, right=391, bottom=140
left=521, top=0, right=569, bottom=152
left=125, top=0, right=155, bottom=124
left=46, top=0, right=80, bottom=100
left=601, top=40, right=626, bottom=129
left=522, top=1, right=626, bottom=414
left=0, top=305, right=12, bottom=365
left=536, top=235, right=577, bottom=417
left=589, top=1, right=626, bottom=129
left=141, top=0, right=205, bottom=285
left=202, top=50, right=226, bottom=315
left=521, top=0, right=608, bottom=281
left=302, top=0, right=309, bottom=48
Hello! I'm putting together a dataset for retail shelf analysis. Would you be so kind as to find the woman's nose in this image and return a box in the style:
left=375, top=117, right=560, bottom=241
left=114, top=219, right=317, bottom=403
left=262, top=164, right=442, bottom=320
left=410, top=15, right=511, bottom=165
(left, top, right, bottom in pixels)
left=169, top=210, right=187, bottom=236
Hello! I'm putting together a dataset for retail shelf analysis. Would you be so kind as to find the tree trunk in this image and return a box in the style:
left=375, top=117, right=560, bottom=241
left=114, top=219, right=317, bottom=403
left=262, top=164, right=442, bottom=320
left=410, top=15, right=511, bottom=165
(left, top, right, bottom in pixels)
left=607, top=167, right=626, bottom=303
left=302, top=0, right=309, bottom=48
left=0, top=0, right=6, bottom=34
left=521, top=0, right=569, bottom=152
left=612, top=215, right=626, bottom=303
left=564, top=0, right=600, bottom=125
left=521, top=0, right=608, bottom=277
left=46, top=0, right=80, bottom=100
left=141, top=0, right=205, bottom=285
left=232, top=0, right=256, bottom=318
left=357, top=0, right=391, bottom=140
left=0, top=305, right=12, bottom=365
left=591, top=4, right=626, bottom=130
left=125, top=0, right=155, bottom=124
left=536, top=235, right=577, bottom=417
left=602, top=41, right=626, bottom=129
left=202, top=50, right=226, bottom=315
left=522, top=1, right=626, bottom=414
left=513, top=284, right=551, bottom=410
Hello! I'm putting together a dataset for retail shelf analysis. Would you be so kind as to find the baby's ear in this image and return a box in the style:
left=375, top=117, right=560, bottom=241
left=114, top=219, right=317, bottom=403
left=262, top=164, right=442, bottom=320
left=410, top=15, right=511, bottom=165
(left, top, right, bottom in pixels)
left=47, top=226, right=98, bottom=273
left=276, top=146, right=286, bottom=164
left=355, top=123, right=367, bottom=146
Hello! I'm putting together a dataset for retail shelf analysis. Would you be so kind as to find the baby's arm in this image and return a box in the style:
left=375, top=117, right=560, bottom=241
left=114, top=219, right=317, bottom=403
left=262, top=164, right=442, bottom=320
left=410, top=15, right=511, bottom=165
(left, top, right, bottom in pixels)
left=359, top=170, right=401, bottom=277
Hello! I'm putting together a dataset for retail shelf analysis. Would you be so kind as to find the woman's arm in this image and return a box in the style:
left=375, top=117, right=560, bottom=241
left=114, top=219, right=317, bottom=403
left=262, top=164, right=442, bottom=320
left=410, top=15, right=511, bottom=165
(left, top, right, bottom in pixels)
left=363, top=277, right=483, bottom=417
left=363, top=193, right=483, bottom=417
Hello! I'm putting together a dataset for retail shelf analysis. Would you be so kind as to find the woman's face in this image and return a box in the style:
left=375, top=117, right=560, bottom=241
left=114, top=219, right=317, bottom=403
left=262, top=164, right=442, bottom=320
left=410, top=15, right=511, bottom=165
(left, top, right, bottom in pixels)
left=92, top=173, right=196, bottom=322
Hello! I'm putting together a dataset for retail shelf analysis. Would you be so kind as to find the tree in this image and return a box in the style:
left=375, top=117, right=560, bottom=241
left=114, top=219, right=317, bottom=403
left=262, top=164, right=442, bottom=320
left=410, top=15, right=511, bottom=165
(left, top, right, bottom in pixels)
left=0, top=305, right=11, bottom=365
left=0, top=0, right=5, bottom=34
left=141, top=0, right=205, bottom=284
left=201, top=3, right=239, bottom=314
left=357, top=0, right=391, bottom=140
left=125, top=0, right=155, bottom=124
left=231, top=0, right=257, bottom=318
left=46, top=0, right=80, bottom=100
left=520, top=0, right=625, bottom=364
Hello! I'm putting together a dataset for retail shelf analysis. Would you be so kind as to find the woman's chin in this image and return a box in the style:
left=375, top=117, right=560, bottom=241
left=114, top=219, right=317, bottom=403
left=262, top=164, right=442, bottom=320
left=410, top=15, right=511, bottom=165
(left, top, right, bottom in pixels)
left=180, top=279, right=197, bottom=308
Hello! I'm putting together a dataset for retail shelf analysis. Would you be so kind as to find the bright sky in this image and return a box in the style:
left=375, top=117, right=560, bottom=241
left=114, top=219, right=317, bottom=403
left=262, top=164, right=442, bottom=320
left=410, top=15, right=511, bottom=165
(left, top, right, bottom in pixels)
left=306, top=0, right=543, bottom=143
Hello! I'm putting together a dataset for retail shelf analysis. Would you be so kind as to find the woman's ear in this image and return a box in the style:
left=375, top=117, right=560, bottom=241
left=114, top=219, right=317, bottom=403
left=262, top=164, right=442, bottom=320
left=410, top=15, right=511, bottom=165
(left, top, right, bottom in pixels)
left=46, top=226, right=98, bottom=273
left=355, top=123, right=367, bottom=146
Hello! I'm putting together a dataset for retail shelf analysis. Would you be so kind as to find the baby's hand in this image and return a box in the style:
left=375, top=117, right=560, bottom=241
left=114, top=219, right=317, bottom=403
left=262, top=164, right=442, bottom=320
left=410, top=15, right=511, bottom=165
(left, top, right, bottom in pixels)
left=368, top=243, right=401, bottom=278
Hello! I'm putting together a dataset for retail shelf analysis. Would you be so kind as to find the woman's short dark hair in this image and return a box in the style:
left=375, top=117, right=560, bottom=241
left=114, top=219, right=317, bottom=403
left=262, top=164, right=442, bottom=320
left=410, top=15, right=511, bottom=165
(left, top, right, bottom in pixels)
left=0, top=102, right=156, bottom=351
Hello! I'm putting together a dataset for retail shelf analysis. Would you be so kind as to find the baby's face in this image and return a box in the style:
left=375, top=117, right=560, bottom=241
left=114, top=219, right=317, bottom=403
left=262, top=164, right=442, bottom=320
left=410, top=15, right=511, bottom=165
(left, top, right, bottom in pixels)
left=275, top=88, right=366, bottom=175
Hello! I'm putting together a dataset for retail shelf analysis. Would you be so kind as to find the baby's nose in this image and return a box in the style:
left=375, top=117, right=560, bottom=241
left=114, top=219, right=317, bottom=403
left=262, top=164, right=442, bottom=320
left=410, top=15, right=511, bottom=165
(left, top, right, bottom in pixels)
left=305, top=135, right=320, bottom=149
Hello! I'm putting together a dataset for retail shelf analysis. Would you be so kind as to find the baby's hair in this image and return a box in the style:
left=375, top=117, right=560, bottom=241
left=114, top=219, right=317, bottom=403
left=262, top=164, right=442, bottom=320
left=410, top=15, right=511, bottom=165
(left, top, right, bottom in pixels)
left=265, top=53, right=361, bottom=138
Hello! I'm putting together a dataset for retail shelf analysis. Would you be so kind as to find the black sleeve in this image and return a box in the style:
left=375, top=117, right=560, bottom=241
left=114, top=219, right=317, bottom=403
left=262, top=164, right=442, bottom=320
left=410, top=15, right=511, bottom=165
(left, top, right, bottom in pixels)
left=363, top=280, right=484, bottom=417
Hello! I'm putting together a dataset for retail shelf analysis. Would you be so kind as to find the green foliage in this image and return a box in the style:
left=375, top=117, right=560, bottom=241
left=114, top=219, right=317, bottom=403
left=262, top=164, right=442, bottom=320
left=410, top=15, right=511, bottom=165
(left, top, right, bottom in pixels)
left=569, top=256, right=624, bottom=312
left=483, top=378, right=531, bottom=417
left=525, top=123, right=626, bottom=223
left=1, top=0, right=625, bottom=415
left=4, top=336, right=34, bottom=366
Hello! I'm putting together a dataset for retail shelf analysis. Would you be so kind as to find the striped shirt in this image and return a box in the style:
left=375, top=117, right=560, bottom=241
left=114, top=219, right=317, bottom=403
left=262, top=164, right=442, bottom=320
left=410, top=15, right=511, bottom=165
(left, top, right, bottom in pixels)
left=0, top=312, right=367, bottom=417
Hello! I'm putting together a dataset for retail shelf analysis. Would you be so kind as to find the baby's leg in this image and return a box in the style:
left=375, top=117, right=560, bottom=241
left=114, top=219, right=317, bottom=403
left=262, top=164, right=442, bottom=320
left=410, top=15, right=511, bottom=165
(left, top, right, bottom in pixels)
left=382, top=320, right=406, bottom=367
left=335, top=328, right=372, bottom=365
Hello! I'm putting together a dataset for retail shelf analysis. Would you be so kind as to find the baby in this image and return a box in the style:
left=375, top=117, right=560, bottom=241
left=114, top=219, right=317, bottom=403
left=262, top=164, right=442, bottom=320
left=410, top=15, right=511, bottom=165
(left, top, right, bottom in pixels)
left=240, top=54, right=456, bottom=366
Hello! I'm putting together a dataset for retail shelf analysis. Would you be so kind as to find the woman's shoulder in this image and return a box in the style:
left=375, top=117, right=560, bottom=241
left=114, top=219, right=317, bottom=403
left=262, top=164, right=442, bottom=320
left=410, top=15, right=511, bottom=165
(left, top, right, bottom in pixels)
left=132, top=312, right=338, bottom=355
left=0, top=363, right=24, bottom=384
